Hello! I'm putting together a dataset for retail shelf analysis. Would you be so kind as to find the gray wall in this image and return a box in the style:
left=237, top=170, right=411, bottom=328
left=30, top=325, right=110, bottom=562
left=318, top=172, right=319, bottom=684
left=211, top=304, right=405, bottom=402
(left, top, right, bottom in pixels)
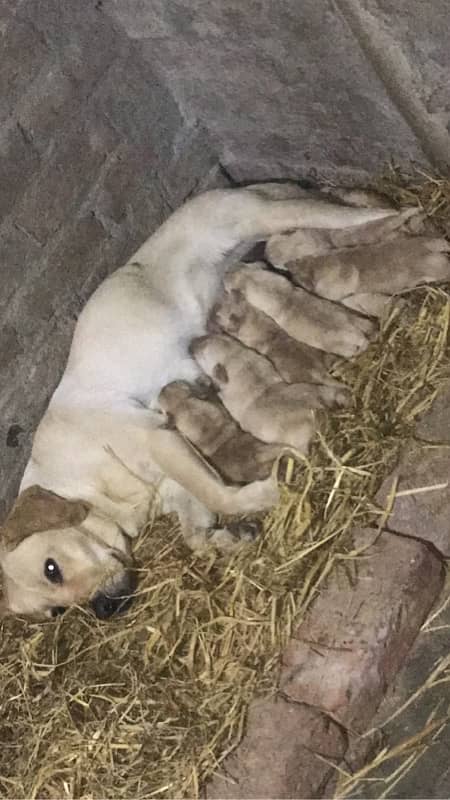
left=106, top=0, right=450, bottom=180
left=1, top=0, right=449, bottom=516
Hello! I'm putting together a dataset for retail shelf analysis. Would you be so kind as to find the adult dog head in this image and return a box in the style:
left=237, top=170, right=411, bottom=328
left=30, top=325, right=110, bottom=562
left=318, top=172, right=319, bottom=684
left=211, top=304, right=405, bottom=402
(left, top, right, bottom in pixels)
left=0, top=486, right=136, bottom=619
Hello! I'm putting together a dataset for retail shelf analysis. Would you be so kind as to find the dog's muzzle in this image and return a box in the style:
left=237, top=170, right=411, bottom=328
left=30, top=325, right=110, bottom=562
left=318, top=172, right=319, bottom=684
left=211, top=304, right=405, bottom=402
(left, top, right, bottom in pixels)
left=90, top=569, right=138, bottom=619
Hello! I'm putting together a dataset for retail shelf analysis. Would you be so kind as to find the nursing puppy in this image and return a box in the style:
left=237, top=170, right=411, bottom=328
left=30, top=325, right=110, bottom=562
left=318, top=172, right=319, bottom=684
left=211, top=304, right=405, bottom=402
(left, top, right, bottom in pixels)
left=0, top=183, right=395, bottom=618
left=266, top=207, right=416, bottom=266
left=274, top=235, right=450, bottom=317
left=191, top=334, right=342, bottom=452
left=224, top=263, right=375, bottom=358
left=209, top=289, right=345, bottom=390
left=159, top=381, right=281, bottom=483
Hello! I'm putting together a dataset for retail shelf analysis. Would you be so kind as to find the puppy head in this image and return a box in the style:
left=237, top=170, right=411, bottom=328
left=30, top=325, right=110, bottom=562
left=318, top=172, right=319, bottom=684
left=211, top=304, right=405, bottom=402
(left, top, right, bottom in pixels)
left=208, top=289, right=247, bottom=335
left=0, top=486, right=136, bottom=620
left=159, top=380, right=192, bottom=413
left=285, top=257, right=316, bottom=292
left=266, top=230, right=329, bottom=266
left=190, top=335, right=231, bottom=387
left=222, top=262, right=266, bottom=293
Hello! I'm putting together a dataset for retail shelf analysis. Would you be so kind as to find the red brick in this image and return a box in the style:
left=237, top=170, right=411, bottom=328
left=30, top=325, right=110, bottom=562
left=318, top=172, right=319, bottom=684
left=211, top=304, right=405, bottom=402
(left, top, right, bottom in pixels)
left=206, top=698, right=346, bottom=800
left=376, top=445, right=450, bottom=557
left=280, top=528, right=443, bottom=732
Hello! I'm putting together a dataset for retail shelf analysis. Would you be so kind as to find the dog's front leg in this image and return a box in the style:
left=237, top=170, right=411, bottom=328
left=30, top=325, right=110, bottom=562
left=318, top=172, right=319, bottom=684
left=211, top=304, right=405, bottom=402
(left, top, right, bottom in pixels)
left=147, top=428, right=279, bottom=516
left=160, top=480, right=261, bottom=552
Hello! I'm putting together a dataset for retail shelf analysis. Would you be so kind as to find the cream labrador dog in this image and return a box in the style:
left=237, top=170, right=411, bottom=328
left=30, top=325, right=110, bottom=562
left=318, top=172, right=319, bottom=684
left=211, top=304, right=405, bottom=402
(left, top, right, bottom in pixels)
left=0, top=183, right=395, bottom=618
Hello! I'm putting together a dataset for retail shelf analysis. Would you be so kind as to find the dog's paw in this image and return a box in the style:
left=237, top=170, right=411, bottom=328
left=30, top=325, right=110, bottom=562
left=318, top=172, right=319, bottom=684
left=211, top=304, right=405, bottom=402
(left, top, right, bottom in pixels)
left=234, top=475, right=280, bottom=514
left=227, top=518, right=263, bottom=542
left=206, top=519, right=262, bottom=551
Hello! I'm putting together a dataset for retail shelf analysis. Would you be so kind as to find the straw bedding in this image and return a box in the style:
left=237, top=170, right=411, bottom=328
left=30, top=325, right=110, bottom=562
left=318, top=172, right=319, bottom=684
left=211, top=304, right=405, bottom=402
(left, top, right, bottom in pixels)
left=1, top=169, right=449, bottom=800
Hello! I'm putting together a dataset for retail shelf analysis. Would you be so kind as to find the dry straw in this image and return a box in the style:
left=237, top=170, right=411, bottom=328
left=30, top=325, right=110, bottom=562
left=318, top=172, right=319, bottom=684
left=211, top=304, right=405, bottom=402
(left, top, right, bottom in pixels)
left=1, top=169, right=449, bottom=799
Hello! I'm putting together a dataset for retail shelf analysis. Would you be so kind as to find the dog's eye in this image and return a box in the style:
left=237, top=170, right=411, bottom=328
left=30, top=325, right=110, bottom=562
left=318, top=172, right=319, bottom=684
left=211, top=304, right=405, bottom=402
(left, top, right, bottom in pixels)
left=44, top=558, right=63, bottom=584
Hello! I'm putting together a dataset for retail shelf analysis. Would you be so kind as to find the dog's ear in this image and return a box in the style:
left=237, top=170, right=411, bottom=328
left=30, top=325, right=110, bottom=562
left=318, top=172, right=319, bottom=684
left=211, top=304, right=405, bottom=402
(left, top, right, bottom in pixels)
left=0, top=486, right=90, bottom=551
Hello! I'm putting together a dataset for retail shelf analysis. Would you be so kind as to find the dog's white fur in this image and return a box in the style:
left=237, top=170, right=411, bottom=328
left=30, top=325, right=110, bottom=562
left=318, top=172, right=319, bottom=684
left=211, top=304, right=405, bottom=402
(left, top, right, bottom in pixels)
left=17, top=185, right=395, bottom=554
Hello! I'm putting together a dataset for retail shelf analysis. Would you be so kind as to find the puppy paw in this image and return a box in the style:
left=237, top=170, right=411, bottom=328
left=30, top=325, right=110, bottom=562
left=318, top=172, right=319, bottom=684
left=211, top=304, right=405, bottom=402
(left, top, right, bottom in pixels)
left=319, top=383, right=351, bottom=408
left=425, top=238, right=450, bottom=254
left=223, top=262, right=265, bottom=293
left=353, top=314, right=377, bottom=338
left=342, top=293, right=389, bottom=318
left=333, top=328, right=371, bottom=359
left=421, top=244, right=450, bottom=282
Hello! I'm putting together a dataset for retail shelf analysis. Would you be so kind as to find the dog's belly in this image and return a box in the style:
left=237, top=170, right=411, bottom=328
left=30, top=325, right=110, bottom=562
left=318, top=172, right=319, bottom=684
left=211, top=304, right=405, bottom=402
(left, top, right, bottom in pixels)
left=64, top=268, right=208, bottom=405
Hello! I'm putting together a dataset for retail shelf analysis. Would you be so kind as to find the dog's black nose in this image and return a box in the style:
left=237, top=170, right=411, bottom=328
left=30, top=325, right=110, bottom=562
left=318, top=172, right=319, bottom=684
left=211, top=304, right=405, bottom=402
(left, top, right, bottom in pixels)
left=91, top=592, right=133, bottom=619
left=51, top=606, right=67, bottom=618
left=90, top=571, right=137, bottom=619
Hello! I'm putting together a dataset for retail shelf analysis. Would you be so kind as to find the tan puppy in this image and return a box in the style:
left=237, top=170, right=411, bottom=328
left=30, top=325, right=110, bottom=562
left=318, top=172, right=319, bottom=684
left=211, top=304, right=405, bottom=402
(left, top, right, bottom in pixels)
left=266, top=208, right=416, bottom=266
left=159, top=381, right=281, bottom=483
left=191, top=334, right=343, bottom=452
left=278, top=235, right=450, bottom=317
left=224, top=263, right=375, bottom=358
left=209, top=289, right=346, bottom=390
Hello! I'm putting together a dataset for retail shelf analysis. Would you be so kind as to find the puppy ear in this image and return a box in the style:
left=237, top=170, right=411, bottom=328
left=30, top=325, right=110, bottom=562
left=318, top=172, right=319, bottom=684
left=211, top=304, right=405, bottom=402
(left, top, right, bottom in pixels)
left=212, top=363, right=229, bottom=384
left=0, top=485, right=90, bottom=551
left=229, top=288, right=245, bottom=304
